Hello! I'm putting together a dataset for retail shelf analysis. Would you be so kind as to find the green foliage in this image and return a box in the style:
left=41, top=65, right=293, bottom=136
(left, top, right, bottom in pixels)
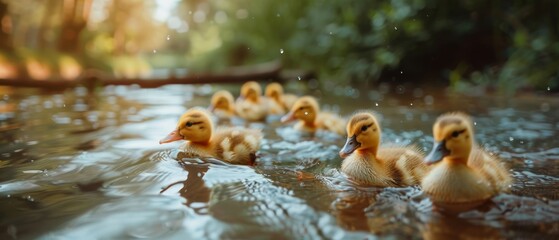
left=188, top=0, right=559, bottom=93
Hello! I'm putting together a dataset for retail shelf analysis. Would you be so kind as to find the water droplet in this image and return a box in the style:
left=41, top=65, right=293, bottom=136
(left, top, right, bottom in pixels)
left=375, top=103, right=379, bottom=107
left=166, top=35, right=170, bottom=40
left=473, top=121, right=477, bottom=126
left=509, top=137, right=514, bottom=142
left=400, top=70, right=403, bottom=74
left=394, top=26, right=398, bottom=30
left=276, top=13, right=280, bottom=17
left=280, top=49, right=284, bottom=54
left=153, top=49, right=157, bottom=53
left=297, top=76, right=301, bottom=81
left=329, top=32, right=333, bottom=35
left=547, top=86, right=551, bottom=91
left=409, top=102, right=413, bottom=106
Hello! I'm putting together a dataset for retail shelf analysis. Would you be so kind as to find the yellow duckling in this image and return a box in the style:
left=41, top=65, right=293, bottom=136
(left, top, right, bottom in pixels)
left=265, top=82, right=298, bottom=115
left=159, top=108, right=262, bottom=165
left=339, top=112, right=428, bottom=187
left=235, top=81, right=267, bottom=121
left=421, top=112, right=512, bottom=211
left=208, top=90, right=235, bottom=118
left=280, top=96, right=346, bottom=136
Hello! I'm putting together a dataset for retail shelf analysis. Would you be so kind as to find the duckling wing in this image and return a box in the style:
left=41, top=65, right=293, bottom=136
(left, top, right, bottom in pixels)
left=263, top=97, right=286, bottom=115
left=212, top=127, right=262, bottom=165
left=317, top=112, right=346, bottom=136
left=468, top=146, right=512, bottom=193
left=234, top=100, right=267, bottom=121
left=377, top=146, right=428, bottom=186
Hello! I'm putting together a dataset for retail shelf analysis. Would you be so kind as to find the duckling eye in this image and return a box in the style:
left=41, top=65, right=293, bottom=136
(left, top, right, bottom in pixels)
left=361, top=125, right=368, bottom=132
left=186, top=121, right=193, bottom=127
left=451, top=130, right=465, bottom=138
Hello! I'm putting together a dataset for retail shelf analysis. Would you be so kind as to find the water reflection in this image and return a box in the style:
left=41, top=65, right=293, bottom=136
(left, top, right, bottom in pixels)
left=160, top=158, right=211, bottom=214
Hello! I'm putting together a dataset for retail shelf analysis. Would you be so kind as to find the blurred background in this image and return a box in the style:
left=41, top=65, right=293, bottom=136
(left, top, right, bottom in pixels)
left=0, top=0, right=557, bottom=93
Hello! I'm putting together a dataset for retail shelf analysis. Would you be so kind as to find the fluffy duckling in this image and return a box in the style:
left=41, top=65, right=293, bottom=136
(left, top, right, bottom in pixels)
left=421, top=112, right=512, bottom=211
left=235, top=81, right=267, bottom=121
left=160, top=108, right=262, bottom=165
left=265, top=82, right=298, bottom=115
left=208, top=90, right=235, bottom=118
left=280, top=96, right=346, bottom=136
left=339, top=112, right=428, bottom=186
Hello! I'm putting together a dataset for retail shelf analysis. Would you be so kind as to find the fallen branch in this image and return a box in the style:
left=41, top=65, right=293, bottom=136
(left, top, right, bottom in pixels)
left=0, top=60, right=313, bottom=89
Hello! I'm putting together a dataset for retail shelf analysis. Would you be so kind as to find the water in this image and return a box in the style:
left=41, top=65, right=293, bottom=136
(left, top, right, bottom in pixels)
left=0, top=84, right=558, bottom=239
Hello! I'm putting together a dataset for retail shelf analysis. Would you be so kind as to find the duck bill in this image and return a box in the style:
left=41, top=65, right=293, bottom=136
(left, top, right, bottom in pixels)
left=159, top=129, right=183, bottom=144
left=339, top=135, right=360, bottom=158
left=280, top=111, right=296, bottom=123
left=425, top=140, right=450, bottom=164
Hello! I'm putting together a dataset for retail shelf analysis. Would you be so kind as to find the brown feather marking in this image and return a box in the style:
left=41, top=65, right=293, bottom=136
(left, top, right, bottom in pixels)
left=438, top=118, right=462, bottom=128
left=349, top=114, right=371, bottom=128
left=214, top=140, right=225, bottom=160
left=388, top=159, right=404, bottom=186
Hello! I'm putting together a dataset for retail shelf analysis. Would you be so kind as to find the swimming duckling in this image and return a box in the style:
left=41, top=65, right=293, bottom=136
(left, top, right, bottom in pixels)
left=280, top=96, right=346, bottom=136
left=339, top=112, right=428, bottom=186
left=208, top=90, right=235, bottom=118
left=421, top=112, right=512, bottom=211
left=160, top=108, right=262, bottom=165
left=235, top=81, right=267, bottom=121
left=265, top=82, right=298, bottom=115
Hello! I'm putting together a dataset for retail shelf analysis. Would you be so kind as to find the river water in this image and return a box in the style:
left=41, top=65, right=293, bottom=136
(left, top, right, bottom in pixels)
left=0, top=83, right=558, bottom=239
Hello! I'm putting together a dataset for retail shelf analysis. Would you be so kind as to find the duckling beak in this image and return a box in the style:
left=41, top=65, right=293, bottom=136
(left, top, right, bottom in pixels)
left=281, top=111, right=296, bottom=123
left=159, top=129, right=183, bottom=144
left=339, top=135, right=360, bottom=158
left=425, top=140, right=449, bottom=164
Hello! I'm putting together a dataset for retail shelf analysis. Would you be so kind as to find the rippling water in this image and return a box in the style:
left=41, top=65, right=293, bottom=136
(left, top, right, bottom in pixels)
left=0, top=84, right=558, bottom=239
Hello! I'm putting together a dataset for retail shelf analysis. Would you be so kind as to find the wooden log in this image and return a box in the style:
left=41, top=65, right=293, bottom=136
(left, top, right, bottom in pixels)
left=0, top=60, right=312, bottom=89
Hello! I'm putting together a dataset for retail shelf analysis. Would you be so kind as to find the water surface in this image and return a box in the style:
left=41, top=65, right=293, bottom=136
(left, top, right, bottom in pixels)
left=0, top=84, right=558, bottom=239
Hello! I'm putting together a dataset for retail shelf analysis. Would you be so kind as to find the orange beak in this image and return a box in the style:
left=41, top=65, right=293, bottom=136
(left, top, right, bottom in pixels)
left=159, top=129, right=183, bottom=144
left=280, top=111, right=296, bottom=123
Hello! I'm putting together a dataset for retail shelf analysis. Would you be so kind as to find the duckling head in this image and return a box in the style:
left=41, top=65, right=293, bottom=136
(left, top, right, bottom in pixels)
left=239, top=81, right=262, bottom=102
left=425, top=112, right=474, bottom=165
left=280, top=96, right=318, bottom=124
left=339, top=112, right=380, bottom=158
left=160, top=108, right=213, bottom=144
left=209, top=90, right=234, bottom=113
left=265, top=82, right=283, bottom=102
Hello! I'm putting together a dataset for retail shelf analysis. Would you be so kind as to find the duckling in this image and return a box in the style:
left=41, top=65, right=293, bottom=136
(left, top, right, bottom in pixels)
left=235, top=81, right=267, bottom=121
left=208, top=90, right=235, bottom=118
left=339, top=112, right=428, bottom=187
left=421, top=112, right=512, bottom=211
left=159, top=108, right=262, bottom=165
left=265, top=82, right=298, bottom=114
left=280, top=96, right=346, bottom=136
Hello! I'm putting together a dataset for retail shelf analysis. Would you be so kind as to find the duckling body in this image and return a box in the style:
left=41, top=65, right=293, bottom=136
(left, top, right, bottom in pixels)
left=421, top=112, right=511, bottom=211
left=339, top=112, right=428, bottom=187
left=209, top=90, right=236, bottom=119
left=281, top=96, right=346, bottom=136
left=235, top=81, right=267, bottom=121
left=160, top=108, right=262, bottom=165
left=265, top=82, right=298, bottom=115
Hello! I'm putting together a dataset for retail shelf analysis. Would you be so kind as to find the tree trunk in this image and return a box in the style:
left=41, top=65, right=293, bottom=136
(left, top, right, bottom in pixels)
left=57, top=0, right=92, bottom=53
left=0, top=1, right=13, bottom=51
